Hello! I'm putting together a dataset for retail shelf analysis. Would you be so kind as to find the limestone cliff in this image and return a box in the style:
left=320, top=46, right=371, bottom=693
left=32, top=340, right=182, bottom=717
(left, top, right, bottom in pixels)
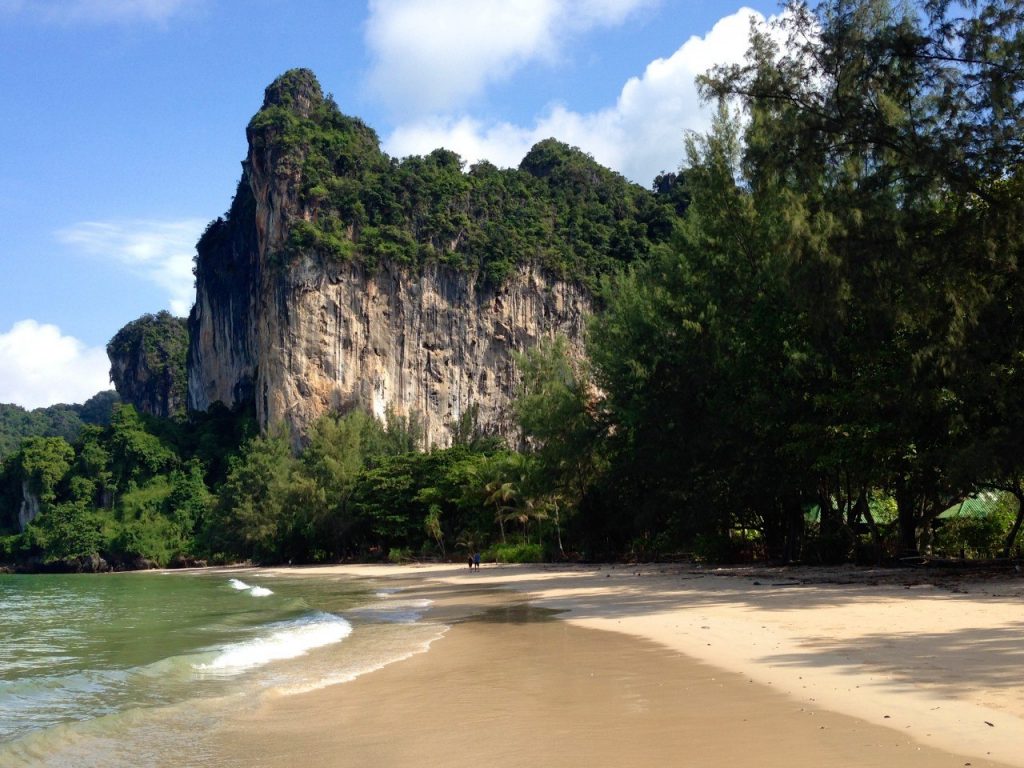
left=189, top=69, right=671, bottom=446
left=17, top=481, right=40, bottom=532
left=188, top=180, right=260, bottom=415
left=252, top=257, right=586, bottom=447
left=107, top=312, right=189, bottom=419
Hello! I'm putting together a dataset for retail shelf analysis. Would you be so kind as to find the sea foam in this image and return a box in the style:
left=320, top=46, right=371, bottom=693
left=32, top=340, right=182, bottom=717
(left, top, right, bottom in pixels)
left=227, top=578, right=273, bottom=597
left=348, top=598, right=433, bottom=623
left=195, top=613, right=352, bottom=674
left=278, top=623, right=449, bottom=696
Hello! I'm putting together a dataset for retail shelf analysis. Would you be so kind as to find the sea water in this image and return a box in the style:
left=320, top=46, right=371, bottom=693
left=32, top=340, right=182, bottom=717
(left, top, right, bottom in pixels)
left=0, top=571, right=446, bottom=767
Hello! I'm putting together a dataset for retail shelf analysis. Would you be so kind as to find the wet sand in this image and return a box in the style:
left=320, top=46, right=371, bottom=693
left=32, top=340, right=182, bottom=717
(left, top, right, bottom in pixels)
left=213, top=565, right=1023, bottom=768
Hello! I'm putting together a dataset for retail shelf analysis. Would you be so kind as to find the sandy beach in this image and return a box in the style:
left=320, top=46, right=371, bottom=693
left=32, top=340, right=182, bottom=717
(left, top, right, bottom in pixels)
left=214, top=563, right=1024, bottom=767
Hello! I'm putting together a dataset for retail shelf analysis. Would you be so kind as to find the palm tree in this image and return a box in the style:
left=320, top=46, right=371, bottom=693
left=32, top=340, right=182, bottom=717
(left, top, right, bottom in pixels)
left=485, top=479, right=519, bottom=543
left=482, top=452, right=556, bottom=546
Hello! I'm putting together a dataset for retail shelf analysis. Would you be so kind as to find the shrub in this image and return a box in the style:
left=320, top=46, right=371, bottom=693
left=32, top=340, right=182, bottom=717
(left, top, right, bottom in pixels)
left=0, top=533, right=20, bottom=561
left=387, top=547, right=413, bottom=564
left=932, top=514, right=1013, bottom=559
left=485, top=542, right=543, bottom=563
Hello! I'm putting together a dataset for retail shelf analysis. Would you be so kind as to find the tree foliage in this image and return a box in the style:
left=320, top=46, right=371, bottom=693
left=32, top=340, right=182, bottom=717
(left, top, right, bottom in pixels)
left=0, top=404, right=253, bottom=569
left=579, top=0, right=1024, bottom=560
left=0, top=390, right=119, bottom=460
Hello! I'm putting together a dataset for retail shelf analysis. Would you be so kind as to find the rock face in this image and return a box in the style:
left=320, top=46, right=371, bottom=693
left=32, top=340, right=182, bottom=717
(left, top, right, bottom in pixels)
left=108, top=312, right=189, bottom=419
left=257, top=258, right=584, bottom=446
left=187, top=181, right=260, bottom=416
left=188, top=70, right=594, bottom=447
left=189, top=198, right=590, bottom=448
left=17, top=481, right=40, bottom=532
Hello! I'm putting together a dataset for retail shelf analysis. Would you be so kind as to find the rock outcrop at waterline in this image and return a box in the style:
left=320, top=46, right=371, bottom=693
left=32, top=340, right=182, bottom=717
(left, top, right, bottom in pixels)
left=187, top=69, right=673, bottom=446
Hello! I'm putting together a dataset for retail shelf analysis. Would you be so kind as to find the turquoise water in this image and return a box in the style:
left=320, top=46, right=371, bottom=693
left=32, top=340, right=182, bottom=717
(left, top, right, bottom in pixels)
left=0, top=571, right=446, bottom=767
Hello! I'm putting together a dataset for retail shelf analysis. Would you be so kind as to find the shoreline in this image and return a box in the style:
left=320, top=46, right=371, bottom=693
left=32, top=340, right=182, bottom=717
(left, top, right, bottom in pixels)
left=211, top=562, right=1024, bottom=767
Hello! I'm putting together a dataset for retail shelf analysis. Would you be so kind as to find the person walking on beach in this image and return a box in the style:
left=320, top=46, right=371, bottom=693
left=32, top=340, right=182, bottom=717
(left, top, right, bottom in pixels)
left=468, top=554, right=474, bottom=569
left=473, top=552, right=481, bottom=570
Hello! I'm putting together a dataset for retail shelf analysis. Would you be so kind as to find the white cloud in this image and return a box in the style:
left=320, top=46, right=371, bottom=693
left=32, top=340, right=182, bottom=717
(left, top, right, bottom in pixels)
left=365, top=0, right=656, bottom=114
left=0, top=0, right=195, bottom=23
left=57, top=218, right=204, bottom=316
left=0, top=320, right=111, bottom=409
left=383, top=7, right=764, bottom=185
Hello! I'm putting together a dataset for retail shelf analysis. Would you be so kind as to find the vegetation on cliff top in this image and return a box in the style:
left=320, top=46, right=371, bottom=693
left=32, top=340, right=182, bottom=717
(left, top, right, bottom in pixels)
left=245, top=68, right=680, bottom=287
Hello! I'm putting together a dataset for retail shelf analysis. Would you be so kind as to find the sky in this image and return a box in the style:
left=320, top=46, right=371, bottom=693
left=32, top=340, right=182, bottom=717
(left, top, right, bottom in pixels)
left=0, top=0, right=780, bottom=409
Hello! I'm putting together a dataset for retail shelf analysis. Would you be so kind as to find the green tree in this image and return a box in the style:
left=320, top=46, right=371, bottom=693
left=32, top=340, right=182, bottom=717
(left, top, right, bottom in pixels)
left=589, top=103, right=813, bottom=559
left=287, top=409, right=385, bottom=560
left=515, top=337, right=603, bottom=555
left=165, top=461, right=214, bottom=550
left=30, top=500, right=102, bottom=562
left=15, top=436, right=75, bottom=505
left=695, top=0, right=1024, bottom=556
left=209, top=430, right=295, bottom=561
left=107, top=404, right=177, bottom=489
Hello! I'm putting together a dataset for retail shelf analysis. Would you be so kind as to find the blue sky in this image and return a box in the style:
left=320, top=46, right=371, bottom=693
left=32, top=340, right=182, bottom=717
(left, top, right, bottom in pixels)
left=0, top=0, right=779, bottom=408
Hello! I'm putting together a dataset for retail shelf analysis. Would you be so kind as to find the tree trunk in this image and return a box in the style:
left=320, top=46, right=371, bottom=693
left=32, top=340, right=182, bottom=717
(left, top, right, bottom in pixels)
left=784, top=497, right=804, bottom=563
left=895, top=482, right=919, bottom=557
left=1002, top=489, right=1024, bottom=559
left=553, top=503, right=565, bottom=559
left=819, top=488, right=840, bottom=539
left=898, top=513, right=919, bottom=556
left=853, top=490, right=885, bottom=565
left=762, top=507, right=786, bottom=562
